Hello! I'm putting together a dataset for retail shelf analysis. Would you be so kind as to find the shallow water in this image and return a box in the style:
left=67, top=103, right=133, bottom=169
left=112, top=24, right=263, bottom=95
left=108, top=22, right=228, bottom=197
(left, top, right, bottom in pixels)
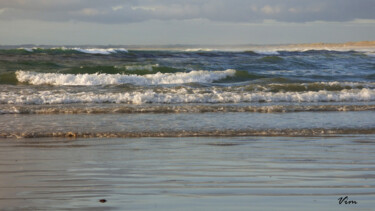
left=0, top=136, right=374, bottom=210
left=1, top=45, right=375, bottom=210
left=1, top=111, right=375, bottom=138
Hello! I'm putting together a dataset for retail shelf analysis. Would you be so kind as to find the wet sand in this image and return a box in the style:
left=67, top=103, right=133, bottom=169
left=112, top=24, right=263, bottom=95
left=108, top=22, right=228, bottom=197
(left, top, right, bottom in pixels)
left=0, top=136, right=374, bottom=210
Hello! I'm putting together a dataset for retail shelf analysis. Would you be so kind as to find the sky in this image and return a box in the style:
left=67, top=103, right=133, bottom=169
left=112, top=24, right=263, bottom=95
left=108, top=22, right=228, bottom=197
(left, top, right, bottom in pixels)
left=0, top=0, right=375, bottom=45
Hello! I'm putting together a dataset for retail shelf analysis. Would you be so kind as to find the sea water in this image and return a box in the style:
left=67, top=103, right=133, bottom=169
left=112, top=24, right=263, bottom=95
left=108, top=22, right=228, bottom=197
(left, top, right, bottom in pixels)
left=0, top=45, right=375, bottom=210
left=1, top=46, right=375, bottom=137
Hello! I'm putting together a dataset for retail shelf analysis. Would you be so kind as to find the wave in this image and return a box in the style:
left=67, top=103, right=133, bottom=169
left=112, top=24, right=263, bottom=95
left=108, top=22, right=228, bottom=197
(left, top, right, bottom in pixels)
left=53, top=64, right=180, bottom=76
left=2, top=47, right=375, bottom=57
left=181, top=48, right=373, bottom=55
left=3, top=47, right=128, bottom=55
left=72, top=48, right=128, bottom=54
left=2, top=104, right=375, bottom=114
left=253, top=50, right=280, bottom=55
left=121, top=64, right=159, bottom=71
left=2, top=128, right=375, bottom=139
left=19, top=48, right=33, bottom=52
left=184, top=48, right=219, bottom=52
left=2, top=87, right=375, bottom=105
left=15, top=69, right=236, bottom=86
left=258, top=82, right=375, bottom=92
left=257, top=56, right=284, bottom=63
left=0, top=72, right=19, bottom=85
left=243, top=49, right=362, bottom=55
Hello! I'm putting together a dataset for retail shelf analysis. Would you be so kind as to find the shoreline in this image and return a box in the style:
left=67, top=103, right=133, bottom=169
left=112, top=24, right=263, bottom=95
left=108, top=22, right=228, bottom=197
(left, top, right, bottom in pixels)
left=1, top=40, right=375, bottom=51
left=2, top=129, right=375, bottom=139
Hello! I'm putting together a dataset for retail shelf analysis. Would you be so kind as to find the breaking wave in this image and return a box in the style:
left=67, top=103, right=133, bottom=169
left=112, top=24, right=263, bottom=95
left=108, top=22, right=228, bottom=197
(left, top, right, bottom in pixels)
left=184, top=48, right=219, bottom=52
left=9, top=47, right=128, bottom=55
left=72, top=48, right=128, bottom=54
left=1, top=104, right=375, bottom=114
left=15, top=69, right=236, bottom=86
left=253, top=50, right=280, bottom=55
left=2, top=87, right=375, bottom=105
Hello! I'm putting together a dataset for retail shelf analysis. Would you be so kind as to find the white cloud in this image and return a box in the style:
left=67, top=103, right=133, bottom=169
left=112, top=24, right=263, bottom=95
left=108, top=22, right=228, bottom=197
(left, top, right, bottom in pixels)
left=80, top=8, right=100, bottom=16
left=288, top=8, right=298, bottom=13
left=261, top=5, right=281, bottom=15
left=349, top=19, right=375, bottom=24
left=0, top=8, right=7, bottom=14
left=112, top=5, right=123, bottom=11
left=131, top=6, right=156, bottom=12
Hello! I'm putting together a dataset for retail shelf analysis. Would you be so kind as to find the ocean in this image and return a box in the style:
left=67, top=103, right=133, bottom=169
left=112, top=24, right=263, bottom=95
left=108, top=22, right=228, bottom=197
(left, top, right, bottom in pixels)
left=0, top=44, right=375, bottom=210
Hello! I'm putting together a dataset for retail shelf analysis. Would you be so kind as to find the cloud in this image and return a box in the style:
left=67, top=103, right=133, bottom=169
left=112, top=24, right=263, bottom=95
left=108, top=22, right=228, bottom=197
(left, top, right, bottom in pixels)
left=261, top=5, right=281, bottom=15
left=0, top=0, right=374, bottom=24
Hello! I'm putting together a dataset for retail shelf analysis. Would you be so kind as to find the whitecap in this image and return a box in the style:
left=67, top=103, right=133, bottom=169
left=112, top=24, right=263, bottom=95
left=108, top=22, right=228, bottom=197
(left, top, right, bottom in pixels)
left=18, top=48, right=34, bottom=52
left=15, top=69, right=236, bottom=86
left=184, top=48, right=218, bottom=52
left=72, top=48, right=128, bottom=54
left=2, top=87, right=375, bottom=105
left=253, top=50, right=280, bottom=55
left=118, top=64, right=159, bottom=71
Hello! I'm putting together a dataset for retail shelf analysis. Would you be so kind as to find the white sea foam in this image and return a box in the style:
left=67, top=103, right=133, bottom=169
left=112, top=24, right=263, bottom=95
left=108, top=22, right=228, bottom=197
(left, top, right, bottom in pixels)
left=15, top=69, right=236, bottom=86
left=248, top=47, right=375, bottom=54
left=2, top=88, right=374, bottom=105
left=17, top=48, right=33, bottom=52
left=253, top=50, right=280, bottom=55
left=15, top=47, right=128, bottom=54
left=270, top=81, right=375, bottom=89
left=184, top=48, right=218, bottom=52
left=118, top=64, right=159, bottom=71
left=72, top=48, right=128, bottom=54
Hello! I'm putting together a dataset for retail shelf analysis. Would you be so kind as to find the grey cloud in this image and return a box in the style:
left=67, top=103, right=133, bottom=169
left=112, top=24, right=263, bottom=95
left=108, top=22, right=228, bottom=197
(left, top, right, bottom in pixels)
left=0, top=0, right=374, bottom=23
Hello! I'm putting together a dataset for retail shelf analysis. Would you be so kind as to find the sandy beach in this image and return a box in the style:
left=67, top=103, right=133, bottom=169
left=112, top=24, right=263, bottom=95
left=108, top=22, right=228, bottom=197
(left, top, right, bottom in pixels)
left=0, top=136, right=374, bottom=210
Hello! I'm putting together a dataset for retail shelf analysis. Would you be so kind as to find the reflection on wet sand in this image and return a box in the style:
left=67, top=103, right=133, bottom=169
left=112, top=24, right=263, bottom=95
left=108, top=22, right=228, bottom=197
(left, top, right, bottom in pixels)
left=0, top=136, right=374, bottom=210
